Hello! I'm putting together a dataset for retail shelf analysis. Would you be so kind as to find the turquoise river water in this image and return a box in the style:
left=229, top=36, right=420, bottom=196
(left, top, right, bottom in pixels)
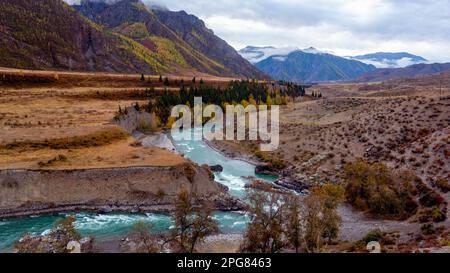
left=0, top=129, right=276, bottom=252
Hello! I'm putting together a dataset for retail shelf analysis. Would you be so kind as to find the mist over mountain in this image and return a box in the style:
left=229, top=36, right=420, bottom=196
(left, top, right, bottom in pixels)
left=239, top=46, right=375, bottom=82
left=239, top=46, right=299, bottom=64
left=354, top=62, right=450, bottom=82
left=238, top=45, right=441, bottom=82
left=349, top=52, right=428, bottom=68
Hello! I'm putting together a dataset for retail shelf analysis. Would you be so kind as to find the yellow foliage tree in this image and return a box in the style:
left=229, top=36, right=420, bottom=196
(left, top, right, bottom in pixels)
left=241, top=99, right=249, bottom=108
left=266, top=95, right=272, bottom=110
left=249, top=94, right=257, bottom=107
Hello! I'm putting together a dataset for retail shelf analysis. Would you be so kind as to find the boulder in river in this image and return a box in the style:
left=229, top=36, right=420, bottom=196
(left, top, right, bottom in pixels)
left=216, top=182, right=229, bottom=192
left=212, top=194, right=248, bottom=211
left=255, top=165, right=278, bottom=176
left=209, top=165, right=224, bottom=173
left=275, top=176, right=310, bottom=193
left=97, top=206, right=113, bottom=214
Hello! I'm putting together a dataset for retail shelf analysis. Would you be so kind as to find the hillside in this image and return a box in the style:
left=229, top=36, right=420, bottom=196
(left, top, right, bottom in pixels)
left=355, top=63, right=450, bottom=82
left=0, top=0, right=265, bottom=78
left=255, top=49, right=375, bottom=82
left=0, top=0, right=155, bottom=73
left=74, top=0, right=265, bottom=78
left=153, top=9, right=266, bottom=79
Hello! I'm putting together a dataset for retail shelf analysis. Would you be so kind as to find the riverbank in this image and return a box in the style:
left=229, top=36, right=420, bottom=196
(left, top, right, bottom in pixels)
left=205, top=139, right=262, bottom=166
left=92, top=233, right=244, bottom=253
left=0, top=163, right=247, bottom=220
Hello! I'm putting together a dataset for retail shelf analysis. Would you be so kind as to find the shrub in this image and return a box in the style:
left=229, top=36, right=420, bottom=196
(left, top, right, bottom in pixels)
left=38, top=154, right=68, bottom=167
left=419, top=191, right=445, bottom=207
left=431, top=208, right=447, bottom=223
left=421, top=223, right=435, bottom=235
left=255, top=150, right=269, bottom=161
left=156, top=189, right=166, bottom=200
left=344, top=159, right=418, bottom=218
left=269, top=158, right=286, bottom=170
left=2, top=128, right=129, bottom=151
left=254, top=150, right=286, bottom=170
left=435, top=177, right=450, bottom=193
left=362, top=229, right=384, bottom=244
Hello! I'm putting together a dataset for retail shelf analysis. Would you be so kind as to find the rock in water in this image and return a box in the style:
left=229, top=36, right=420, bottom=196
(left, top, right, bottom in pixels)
left=209, top=165, right=224, bottom=173
left=275, top=176, right=309, bottom=193
left=255, top=165, right=278, bottom=176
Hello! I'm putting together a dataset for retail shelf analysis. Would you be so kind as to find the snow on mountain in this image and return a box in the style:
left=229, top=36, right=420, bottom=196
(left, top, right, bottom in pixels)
left=348, top=52, right=428, bottom=68
left=239, top=46, right=336, bottom=63
left=238, top=46, right=299, bottom=64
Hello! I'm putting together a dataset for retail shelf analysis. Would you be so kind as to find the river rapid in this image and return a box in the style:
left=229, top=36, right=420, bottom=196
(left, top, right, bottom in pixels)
left=0, top=129, right=275, bottom=252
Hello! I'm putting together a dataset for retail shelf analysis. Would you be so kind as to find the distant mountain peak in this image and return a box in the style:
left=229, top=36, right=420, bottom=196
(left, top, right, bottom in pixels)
left=301, top=47, right=322, bottom=54
left=250, top=47, right=376, bottom=82
left=349, top=52, right=428, bottom=68
left=355, top=62, right=450, bottom=82
left=238, top=46, right=299, bottom=64
left=238, top=45, right=340, bottom=64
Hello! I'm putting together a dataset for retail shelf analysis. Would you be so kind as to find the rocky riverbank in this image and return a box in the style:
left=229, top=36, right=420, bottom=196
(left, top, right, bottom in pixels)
left=0, top=164, right=245, bottom=219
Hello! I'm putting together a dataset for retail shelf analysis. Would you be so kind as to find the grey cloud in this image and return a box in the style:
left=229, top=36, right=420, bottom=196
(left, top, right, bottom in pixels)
left=63, top=0, right=450, bottom=62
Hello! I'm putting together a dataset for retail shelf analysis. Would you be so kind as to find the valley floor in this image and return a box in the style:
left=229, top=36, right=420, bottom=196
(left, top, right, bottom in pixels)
left=210, top=74, right=450, bottom=251
left=1, top=68, right=449, bottom=252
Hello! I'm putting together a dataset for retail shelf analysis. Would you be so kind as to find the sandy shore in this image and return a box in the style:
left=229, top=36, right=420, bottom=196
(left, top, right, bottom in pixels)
left=137, top=132, right=178, bottom=153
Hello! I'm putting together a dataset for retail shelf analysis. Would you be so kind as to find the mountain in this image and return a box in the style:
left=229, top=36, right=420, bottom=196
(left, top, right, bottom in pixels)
left=152, top=9, right=266, bottom=79
left=349, top=52, right=427, bottom=68
left=74, top=0, right=265, bottom=78
left=354, top=62, right=450, bottom=82
left=252, top=48, right=376, bottom=82
left=0, top=0, right=264, bottom=78
left=238, top=46, right=299, bottom=64
left=0, top=0, right=158, bottom=73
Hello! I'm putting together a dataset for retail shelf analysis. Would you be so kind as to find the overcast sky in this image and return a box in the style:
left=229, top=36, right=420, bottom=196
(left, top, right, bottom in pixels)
left=66, top=0, right=450, bottom=62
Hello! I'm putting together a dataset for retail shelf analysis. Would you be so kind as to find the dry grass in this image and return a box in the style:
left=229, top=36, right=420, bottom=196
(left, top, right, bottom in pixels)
left=1, top=127, right=129, bottom=151
left=0, top=138, right=187, bottom=170
left=0, top=68, right=232, bottom=170
left=0, top=67, right=237, bottom=89
left=213, top=74, right=450, bottom=188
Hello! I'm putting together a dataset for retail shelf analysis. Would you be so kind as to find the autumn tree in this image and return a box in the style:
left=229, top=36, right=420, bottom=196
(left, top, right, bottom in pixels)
left=168, top=190, right=219, bottom=253
left=240, top=186, right=287, bottom=253
left=128, top=221, right=159, bottom=253
left=284, top=194, right=303, bottom=253
left=266, top=95, right=272, bottom=110
left=240, top=184, right=344, bottom=253
left=302, top=184, right=344, bottom=252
